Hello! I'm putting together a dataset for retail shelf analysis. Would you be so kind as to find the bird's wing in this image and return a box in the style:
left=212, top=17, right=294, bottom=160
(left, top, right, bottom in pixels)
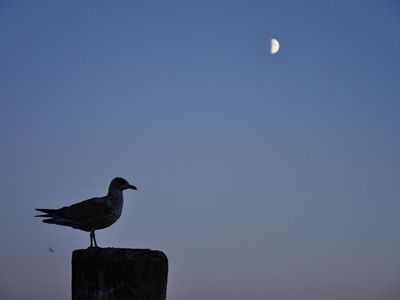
left=58, top=197, right=112, bottom=221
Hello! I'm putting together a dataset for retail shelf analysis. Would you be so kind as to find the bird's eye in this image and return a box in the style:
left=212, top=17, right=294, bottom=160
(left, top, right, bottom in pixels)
left=117, top=178, right=127, bottom=185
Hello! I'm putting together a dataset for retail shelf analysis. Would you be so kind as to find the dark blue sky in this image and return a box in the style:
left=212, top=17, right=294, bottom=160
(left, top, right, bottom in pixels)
left=1, top=1, right=400, bottom=299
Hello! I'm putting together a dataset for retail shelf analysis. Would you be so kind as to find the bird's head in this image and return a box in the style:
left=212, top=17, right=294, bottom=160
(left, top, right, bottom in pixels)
left=110, top=177, right=137, bottom=191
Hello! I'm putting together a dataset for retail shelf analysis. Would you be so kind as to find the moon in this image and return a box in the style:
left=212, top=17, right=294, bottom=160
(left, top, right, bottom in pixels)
left=270, top=38, right=280, bottom=55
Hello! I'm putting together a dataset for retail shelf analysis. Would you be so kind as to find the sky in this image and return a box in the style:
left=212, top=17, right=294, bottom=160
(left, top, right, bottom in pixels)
left=1, top=0, right=400, bottom=299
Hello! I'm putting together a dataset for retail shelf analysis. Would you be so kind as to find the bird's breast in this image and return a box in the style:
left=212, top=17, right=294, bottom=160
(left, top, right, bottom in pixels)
left=112, top=197, right=124, bottom=217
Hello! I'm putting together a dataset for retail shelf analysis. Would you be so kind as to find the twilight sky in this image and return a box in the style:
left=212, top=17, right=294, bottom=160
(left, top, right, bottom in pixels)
left=1, top=1, right=400, bottom=299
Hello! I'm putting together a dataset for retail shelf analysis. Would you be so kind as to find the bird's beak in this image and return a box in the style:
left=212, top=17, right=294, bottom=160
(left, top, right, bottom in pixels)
left=128, top=185, right=137, bottom=190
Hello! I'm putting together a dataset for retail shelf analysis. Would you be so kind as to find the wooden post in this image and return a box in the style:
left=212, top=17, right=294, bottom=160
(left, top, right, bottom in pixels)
left=72, top=248, right=168, bottom=300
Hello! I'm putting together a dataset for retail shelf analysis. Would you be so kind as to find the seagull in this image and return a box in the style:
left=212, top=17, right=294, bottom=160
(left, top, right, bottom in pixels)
left=35, top=177, right=137, bottom=247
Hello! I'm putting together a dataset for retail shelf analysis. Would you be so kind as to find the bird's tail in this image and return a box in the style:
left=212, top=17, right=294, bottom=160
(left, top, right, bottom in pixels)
left=35, top=208, right=58, bottom=218
left=35, top=208, right=76, bottom=228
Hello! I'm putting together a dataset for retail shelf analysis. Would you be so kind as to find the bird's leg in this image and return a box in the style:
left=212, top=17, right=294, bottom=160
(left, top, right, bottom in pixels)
left=89, top=231, right=93, bottom=247
left=91, top=230, right=98, bottom=247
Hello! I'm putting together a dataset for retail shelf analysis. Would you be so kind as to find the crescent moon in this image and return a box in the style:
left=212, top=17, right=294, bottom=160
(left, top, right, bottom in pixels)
left=270, top=38, right=280, bottom=55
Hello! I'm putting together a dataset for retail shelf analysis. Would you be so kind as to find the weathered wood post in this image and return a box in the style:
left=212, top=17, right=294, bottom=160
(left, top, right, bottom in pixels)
left=72, top=248, right=168, bottom=300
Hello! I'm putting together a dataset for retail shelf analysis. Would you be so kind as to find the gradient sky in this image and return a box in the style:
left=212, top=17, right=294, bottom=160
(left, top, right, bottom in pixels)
left=1, top=1, right=400, bottom=299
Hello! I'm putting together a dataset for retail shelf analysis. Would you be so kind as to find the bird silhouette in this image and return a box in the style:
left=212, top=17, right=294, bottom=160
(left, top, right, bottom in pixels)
left=35, top=177, right=137, bottom=247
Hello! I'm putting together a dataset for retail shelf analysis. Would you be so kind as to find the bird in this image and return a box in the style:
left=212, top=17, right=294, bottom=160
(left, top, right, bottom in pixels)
left=35, top=177, right=137, bottom=247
